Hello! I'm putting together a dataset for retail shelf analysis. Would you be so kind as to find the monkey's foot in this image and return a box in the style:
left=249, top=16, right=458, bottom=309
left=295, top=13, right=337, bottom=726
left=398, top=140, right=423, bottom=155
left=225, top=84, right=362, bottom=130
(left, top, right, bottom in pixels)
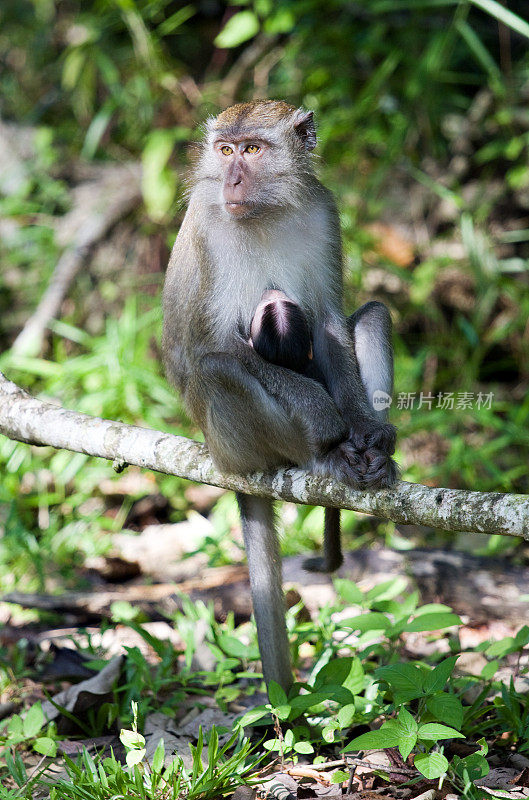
left=349, top=422, right=399, bottom=489
left=357, top=448, right=400, bottom=488
left=303, top=553, right=344, bottom=573
left=316, top=423, right=399, bottom=490
left=315, top=439, right=365, bottom=487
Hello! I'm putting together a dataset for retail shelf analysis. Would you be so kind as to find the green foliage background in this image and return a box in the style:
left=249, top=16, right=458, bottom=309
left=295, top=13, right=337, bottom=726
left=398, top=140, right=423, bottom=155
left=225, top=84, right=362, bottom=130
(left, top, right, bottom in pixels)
left=1, top=0, right=529, bottom=582
left=2, top=2, right=529, bottom=795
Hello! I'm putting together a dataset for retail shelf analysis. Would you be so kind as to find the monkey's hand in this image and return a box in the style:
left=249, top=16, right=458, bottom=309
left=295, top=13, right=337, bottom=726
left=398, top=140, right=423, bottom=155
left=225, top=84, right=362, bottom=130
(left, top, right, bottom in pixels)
left=315, top=421, right=399, bottom=489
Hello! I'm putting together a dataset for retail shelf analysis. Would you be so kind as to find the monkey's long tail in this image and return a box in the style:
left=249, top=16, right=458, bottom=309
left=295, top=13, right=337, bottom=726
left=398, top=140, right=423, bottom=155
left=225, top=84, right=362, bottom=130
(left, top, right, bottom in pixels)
left=324, top=507, right=343, bottom=571
left=236, top=493, right=292, bottom=693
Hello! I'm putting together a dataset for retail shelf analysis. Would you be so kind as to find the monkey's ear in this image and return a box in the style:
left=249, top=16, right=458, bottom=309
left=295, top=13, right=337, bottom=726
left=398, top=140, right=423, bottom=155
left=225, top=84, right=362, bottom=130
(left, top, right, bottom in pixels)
left=293, top=109, right=317, bottom=151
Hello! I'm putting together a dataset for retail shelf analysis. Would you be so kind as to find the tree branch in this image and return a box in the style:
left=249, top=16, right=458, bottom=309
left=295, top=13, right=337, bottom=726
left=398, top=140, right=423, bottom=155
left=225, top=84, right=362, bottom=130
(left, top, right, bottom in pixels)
left=1, top=371, right=528, bottom=538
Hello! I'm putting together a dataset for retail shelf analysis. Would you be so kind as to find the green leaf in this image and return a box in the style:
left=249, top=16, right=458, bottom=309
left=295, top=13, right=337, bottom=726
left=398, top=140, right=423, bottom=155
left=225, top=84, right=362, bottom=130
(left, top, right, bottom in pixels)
left=62, top=49, right=87, bottom=90
left=470, top=0, right=529, bottom=41
left=375, top=663, right=424, bottom=701
left=398, top=706, right=418, bottom=732
left=289, top=692, right=329, bottom=714
left=294, top=741, right=314, bottom=754
left=120, top=728, right=146, bottom=748
left=397, top=707, right=418, bottom=761
left=263, top=738, right=281, bottom=751
left=264, top=8, right=295, bottom=34
left=453, top=751, right=490, bottom=781
left=33, top=737, right=57, bottom=757
left=275, top=704, right=291, bottom=721
left=481, top=660, right=499, bottom=680
left=398, top=706, right=419, bottom=733
left=426, top=693, right=463, bottom=730
left=126, top=748, right=146, bottom=767
left=7, top=715, right=23, bottom=737
left=151, top=738, right=165, bottom=773
left=403, top=612, right=461, bottom=633
left=322, top=724, right=337, bottom=743
left=343, top=658, right=365, bottom=695
left=5, top=750, right=27, bottom=787
left=141, top=130, right=177, bottom=223
left=337, top=703, right=356, bottom=729
left=418, top=723, right=465, bottom=741
left=414, top=751, right=449, bottom=779
left=82, top=102, right=114, bottom=159
left=268, top=681, right=287, bottom=708
left=413, top=603, right=454, bottom=616
left=332, top=770, right=349, bottom=784
left=314, top=657, right=363, bottom=694
left=214, top=10, right=259, bottom=48
left=320, top=685, right=355, bottom=706
left=456, top=19, right=502, bottom=87
left=342, top=612, right=391, bottom=633
left=343, top=723, right=400, bottom=753
left=515, top=626, right=529, bottom=647
left=216, top=634, right=249, bottom=658
left=23, top=703, right=45, bottom=739
left=486, top=636, right=516, bottom=658
left=237, top=706, right=270, bottom=727
left=157, top=6, right=196, bottom=36
left=366, top=577, right=408, bottom=603
left=423, top=656, right=459, bottom=694
left=398, top=734, right=416, bottom=761
left=334, top=579, right=364, bottom=605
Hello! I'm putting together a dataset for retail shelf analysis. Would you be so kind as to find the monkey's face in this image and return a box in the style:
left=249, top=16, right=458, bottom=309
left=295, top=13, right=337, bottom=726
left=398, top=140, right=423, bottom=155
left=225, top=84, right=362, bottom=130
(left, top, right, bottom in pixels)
left=200, top=101, right=317, bottom=219
left=214, top=139, right=269, bottom=218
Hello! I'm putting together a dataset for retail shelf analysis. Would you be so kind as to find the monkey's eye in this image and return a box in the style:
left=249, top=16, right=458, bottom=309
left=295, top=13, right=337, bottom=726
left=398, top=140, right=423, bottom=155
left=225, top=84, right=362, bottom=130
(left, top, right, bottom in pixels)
left=246, top=144, right=260, bottom=154
left=220, top=145, right=233, bottom=156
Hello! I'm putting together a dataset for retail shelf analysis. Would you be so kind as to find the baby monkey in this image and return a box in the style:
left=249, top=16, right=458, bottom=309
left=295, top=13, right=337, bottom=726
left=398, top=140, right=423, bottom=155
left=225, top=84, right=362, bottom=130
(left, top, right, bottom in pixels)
left=249, top=290, right=342, bottom=573
left=249, top=290, right=325, bottom=385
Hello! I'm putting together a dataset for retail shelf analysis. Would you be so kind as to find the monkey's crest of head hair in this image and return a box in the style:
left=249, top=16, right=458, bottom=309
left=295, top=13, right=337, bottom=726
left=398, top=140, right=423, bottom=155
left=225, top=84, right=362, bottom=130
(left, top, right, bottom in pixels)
left=214, top=100, right=296, bottom=129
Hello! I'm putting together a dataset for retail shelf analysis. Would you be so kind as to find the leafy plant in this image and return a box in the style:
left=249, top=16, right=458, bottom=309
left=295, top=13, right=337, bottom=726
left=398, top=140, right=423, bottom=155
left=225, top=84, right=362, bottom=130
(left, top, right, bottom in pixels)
left=48, top=716, right=261, bottom=800
left=0, top=702, right=57, bottom=762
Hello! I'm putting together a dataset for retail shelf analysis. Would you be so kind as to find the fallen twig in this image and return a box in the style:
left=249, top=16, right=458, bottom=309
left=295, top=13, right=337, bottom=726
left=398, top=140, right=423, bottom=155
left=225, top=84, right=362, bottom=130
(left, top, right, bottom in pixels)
left=12, top=163, right=142, bottom=357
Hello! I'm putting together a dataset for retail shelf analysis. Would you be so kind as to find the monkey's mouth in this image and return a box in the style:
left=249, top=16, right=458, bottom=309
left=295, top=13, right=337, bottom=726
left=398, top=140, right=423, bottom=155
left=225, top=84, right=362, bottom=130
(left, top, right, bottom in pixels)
left=225, top=201, right=253, bottom=217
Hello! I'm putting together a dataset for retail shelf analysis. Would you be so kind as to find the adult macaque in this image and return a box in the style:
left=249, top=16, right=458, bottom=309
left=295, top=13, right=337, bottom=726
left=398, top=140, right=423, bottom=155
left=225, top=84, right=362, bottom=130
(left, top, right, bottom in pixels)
left=162, top=100, right=397, bottom=691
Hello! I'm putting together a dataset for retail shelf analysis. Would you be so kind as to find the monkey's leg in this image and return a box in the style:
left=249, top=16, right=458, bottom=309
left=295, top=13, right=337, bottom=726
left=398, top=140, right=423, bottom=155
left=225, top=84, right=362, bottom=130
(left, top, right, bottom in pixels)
left=199, top=351, right=348, bottom=473
left=199, top=352, right=313, bottom=472
left=345, top=301, right=399, bottom=487
left=303, top=507, right=343, bottom=573
left=348, top=301, right=393, bottom=421
left=237, top=493, right=292, bottom=691
left=312, top=315, right=397, bottom=490
left=305, top=303, right=397, bottom=573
